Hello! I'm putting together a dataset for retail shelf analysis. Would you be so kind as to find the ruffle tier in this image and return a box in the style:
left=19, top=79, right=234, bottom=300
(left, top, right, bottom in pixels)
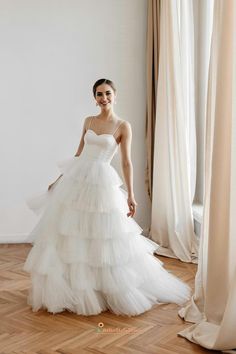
left=25, top=251, right=191, bottom=316
left=57, top=156, right=124, bottom=187
left=25, top=156, right=124, bottom=216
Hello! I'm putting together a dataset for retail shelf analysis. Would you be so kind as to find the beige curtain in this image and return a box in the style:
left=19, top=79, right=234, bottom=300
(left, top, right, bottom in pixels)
left=150, top=0, right=198, bottom=263
left=145, top=0, right=161, bottom=201
left=178, top=0, right=236, bottom=350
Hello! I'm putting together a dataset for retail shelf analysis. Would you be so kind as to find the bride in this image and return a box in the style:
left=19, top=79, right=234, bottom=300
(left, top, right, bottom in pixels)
left=23, top=78, right=191, bottom=316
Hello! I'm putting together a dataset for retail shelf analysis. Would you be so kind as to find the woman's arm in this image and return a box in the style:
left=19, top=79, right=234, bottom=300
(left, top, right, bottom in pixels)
left=119, top=121, right=138, bottom=217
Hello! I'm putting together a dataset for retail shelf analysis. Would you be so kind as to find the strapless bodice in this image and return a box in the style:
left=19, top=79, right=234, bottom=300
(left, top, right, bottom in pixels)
left=80, top=129, right=119, bottom=163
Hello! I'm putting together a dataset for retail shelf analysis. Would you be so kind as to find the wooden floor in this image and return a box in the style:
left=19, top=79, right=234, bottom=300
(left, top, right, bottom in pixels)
left=0, top=243, right=220, bottom=354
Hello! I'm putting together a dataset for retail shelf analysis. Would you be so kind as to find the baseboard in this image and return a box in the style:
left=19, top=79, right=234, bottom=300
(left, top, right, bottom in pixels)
left=0, top=234, right=31, bottom=244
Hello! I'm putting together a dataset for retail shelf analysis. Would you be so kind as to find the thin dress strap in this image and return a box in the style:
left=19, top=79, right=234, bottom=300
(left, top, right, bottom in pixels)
left=87, top=116, right=94, bottom=130
left=113, top=120, right=124, bottom=136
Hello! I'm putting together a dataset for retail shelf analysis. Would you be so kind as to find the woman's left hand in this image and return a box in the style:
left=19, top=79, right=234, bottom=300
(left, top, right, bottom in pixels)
left=127, top=195, right=138, bottom=218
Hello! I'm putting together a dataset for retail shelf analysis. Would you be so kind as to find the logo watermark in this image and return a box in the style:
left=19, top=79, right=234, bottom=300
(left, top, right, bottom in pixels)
left=95, top=322, right=143, bottom=334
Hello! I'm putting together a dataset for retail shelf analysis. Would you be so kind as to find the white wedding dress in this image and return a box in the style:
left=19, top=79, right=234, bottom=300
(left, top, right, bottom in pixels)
left=23, top=118, right=191, bottom=316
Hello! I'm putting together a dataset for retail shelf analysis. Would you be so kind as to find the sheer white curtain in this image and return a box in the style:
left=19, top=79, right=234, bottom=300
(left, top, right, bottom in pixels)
left=150, top=0, right=198, bottom=263
left=178, top=0, right=236, bottom=350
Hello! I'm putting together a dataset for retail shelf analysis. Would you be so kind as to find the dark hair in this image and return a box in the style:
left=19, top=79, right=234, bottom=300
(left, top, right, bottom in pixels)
left=93, top=78, right=116, bottom=97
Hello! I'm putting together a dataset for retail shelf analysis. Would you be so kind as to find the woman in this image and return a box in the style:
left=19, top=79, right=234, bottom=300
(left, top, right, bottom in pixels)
left=24, top=78, right=191, bottom=316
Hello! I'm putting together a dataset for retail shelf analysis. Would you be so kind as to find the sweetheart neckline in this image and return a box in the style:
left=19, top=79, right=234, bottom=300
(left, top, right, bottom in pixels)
left=86, top=129, right=119, bottom=146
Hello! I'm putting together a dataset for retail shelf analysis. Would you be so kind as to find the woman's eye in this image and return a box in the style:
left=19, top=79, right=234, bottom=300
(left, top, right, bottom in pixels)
left=96, top=92, right=111, bottom=97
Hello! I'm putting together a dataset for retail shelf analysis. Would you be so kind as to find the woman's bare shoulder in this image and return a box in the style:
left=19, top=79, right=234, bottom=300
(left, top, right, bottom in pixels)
left=119, top=119, right=131, bottom=132
left=116, top=117, right=130, bottom=127
left=84, top=116, right=92, bottom=123
left=82, top=116, right=93, bottom=128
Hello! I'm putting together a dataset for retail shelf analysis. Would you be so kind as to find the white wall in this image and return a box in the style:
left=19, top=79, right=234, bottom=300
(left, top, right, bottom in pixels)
left=0, top=0, right=150, bottom=242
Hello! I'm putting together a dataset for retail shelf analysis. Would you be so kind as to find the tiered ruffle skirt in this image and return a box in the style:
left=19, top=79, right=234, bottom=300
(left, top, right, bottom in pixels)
left=24, top=156, right=191, bottom=316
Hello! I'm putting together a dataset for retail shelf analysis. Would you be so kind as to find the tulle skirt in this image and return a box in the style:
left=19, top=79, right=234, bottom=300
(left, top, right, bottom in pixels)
left=23, top=156, right=191, bottom=316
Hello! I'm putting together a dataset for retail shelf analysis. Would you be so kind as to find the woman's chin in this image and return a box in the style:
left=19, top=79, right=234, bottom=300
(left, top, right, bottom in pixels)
left=101, top=105, right=112, bottom=111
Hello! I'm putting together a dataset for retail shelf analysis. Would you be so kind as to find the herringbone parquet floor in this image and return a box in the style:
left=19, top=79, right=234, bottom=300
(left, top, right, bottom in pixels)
left=0, top=244, right=220, bottom=354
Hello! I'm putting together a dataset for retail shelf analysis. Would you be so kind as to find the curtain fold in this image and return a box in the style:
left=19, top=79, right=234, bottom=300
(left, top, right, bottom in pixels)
left=178, top=0, right=236, bottom=350
left=150, top=0, right=198, bottom=263
left=145, top=0, right=161, bottom=201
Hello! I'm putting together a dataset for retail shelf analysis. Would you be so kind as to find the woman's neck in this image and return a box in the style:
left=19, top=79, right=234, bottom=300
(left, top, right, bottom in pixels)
left=97, top=109, right=117, bottom=122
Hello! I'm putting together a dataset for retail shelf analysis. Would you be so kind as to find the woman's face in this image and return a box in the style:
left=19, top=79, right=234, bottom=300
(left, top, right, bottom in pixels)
left=94, top=83, right=116, bottom=110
